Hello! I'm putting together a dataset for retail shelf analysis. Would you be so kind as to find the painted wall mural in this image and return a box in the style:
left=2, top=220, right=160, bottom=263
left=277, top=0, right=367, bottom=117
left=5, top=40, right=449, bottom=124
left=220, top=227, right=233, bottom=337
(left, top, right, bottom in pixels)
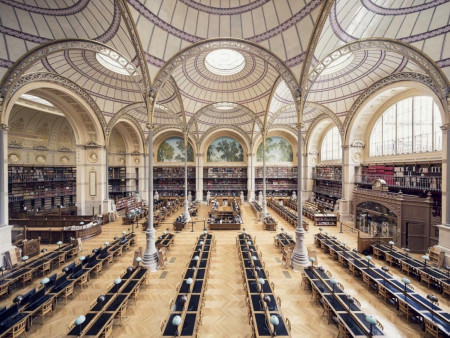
left=157, top=137, right=194, bottom=162
left=207, top=136, right=244, bottom=162
left=257, top=136, right=293, bottom=162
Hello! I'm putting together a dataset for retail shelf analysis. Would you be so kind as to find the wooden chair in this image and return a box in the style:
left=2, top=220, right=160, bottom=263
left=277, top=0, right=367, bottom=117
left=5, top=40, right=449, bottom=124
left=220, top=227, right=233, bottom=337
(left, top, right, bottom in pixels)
left=92, top=263, right=102, bottom=279
left=311, top=286, right=321, bottom=306
left=349, top=262, right=360, bottom=278
left=338, top=319, right=350, bottom=338
left=442, top=283, right=450, bottom=297
left=301, top=272, right=311, bottom=291
left=281, top=247, right=292, bottom=269
left=54, top=254, right=65, bottom=268
left=352, top=297, right=361, bottom=308
left=68, top=319, right=76, bottom=333
left=11, top=317, right=27, bottom=338
left=362, top=272, right=371, bottom=289
left=35, top=298, right=53, bottom=324
left=338, top=254, right=347, bottom=267
left=159, top=317, right=167, bottom=332
left=420, top=271, right=432, bottom=289
left=424, top=317, right=440, bottom=337
left=398, top=298, right=417, bottom=323
left=22, top=270, right=33, bottom=287
left=41, top=261, right=51, bottom=276
left=0, top=281, right=10, bottom=298
left=285, top=317, right=291, bottom=333
left=105, top=253, right=113, bottom=266
left=75, top=273, right=89, bottom=289
left=101, top=319, right=114, bottom=338
left=60, top=283, right=74, bottom=305
left=337, top=282, right=345, bottom=292
left=401, top=261, right=412, bottom=276
left=385, top=254, right=395, bottom=266
left=325, top=270, right=332, bottom=278
left=114, top=301, right=128, bottom=326
left=322, top=301, right=334, bottom=324
left=376, top=319, right=384, bottom=332
left=372, top=247, right=384, bottom=260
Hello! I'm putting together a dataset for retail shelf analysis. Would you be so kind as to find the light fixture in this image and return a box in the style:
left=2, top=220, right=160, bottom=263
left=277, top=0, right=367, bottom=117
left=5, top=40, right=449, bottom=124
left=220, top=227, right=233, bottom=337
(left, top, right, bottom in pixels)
left=330, top=278, right=338, bottom=293
left=98, top=295, right=105, bottom=309
left=204, top=49, right=245, bottom=76
left=199, top=241, right=204, bottom=245
left=258, top=278, right=265, bottom=285
left=40, top=277, right=50, bottom=285
left=79, top=256, right=85, bottom=262
left=366, top=256, right=372, bottom=268
left=57, top=241, right=63, bottom=249
left=213, top=102, right=236, bottom=110
left=270, top=314, right=279, bottom=326
left=252, top=255, right=258, bottom=261
left=114, top=277, right=121, bottom=285
left=13, top=295, right=23, bottom=304
left=346, top=295, right=354, bottom=312
left=75, top=315, right=86, bottom=335
left=104, top=241, right=109, bottom=246
left=365, top=315, right=377, bottom=336
left=427, top=294, right=438, bottom=321
left=389, top=241, right=394, bottom=251
left=422, top=255, right=430, bottom=268
left=172, top=315, right=182, bottom=326
left=186, top=278, right=193, bottom=285
left=193, top=255, right=200, bottom=261
left=309, top=256, right=315, bottom=268
left=401, top=277, right=411, bottom=294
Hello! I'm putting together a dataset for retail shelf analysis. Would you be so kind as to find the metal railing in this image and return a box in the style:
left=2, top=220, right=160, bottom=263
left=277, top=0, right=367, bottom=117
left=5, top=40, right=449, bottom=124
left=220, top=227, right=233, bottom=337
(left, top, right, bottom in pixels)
left=355, top=174, right=441, bottom=191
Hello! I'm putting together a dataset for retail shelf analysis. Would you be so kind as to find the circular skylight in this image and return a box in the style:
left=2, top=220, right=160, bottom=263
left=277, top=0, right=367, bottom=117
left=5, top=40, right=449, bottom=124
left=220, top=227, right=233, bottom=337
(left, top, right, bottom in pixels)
left=321, top=53, right=354, bottom=76
left=205, top=49, right=246, bottom=76
left=95, top=51, right=136, bottom=76
left=214, top=102, right=236, bottom=110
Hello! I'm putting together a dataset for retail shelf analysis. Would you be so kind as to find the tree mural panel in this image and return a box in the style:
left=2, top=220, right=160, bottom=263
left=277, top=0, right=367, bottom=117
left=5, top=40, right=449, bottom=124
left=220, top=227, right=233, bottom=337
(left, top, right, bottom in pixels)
left=207, top=137, right=244, bottom=162
left=157, top=137, right=194, bottom=162
left=257, top=136, right=293, bottom=162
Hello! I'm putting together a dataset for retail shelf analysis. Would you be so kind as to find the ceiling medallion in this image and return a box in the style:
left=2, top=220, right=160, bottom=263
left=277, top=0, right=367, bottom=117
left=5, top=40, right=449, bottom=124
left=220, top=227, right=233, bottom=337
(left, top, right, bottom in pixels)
left=205, top=49, right=246, bottom=76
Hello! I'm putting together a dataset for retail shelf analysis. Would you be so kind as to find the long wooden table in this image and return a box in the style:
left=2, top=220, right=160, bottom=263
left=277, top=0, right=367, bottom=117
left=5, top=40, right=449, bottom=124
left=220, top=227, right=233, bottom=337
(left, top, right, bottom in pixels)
left=160, top=233, right=214, bottom=337
left=273, top=233, right=296, bottom=251
left=372, top=243, right=450, bottom=292
left=316, top=233, right=450, bottom=336
left=237, top=233, right=291, bottom=337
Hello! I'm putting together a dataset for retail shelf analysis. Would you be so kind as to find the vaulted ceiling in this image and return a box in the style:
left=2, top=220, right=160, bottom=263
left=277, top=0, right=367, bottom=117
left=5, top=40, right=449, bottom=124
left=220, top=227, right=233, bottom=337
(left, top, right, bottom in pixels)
left=0, top=0, right=448, bottom=145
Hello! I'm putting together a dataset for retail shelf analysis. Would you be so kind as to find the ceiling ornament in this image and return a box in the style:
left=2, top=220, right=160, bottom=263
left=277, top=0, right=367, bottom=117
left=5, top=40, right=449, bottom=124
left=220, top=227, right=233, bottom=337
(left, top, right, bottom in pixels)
left=5, top=72, right=108, bottom=135
left=342, top=72, right=445, bottom=138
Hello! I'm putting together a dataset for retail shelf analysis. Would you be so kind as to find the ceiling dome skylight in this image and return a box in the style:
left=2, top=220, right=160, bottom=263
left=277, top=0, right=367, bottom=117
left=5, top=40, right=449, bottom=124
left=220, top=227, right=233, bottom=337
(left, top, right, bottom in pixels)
left=214, top=102, right=236, bottom=110
left=95, top=50, right=137, bottom=76
left=321, top=53, right=354, bottom=76
left=205, top=49, right=246, bottom=76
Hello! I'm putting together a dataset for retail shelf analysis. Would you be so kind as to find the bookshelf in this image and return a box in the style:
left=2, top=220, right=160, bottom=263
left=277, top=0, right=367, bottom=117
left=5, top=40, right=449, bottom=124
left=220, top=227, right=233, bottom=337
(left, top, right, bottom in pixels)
left=356, top=163, right=442, bottom=222
left=255, top=166, right=298, bottom=197
left=312, top=165, right=342, bottom=210
left=8, top=165, right=76, bottom=213
left=203, top=167, right=247, bottom=199
left=313, top=214, right=337, bottom=227
left=108, top=167, right=139, bottom=198
left=154, top=167, right=196, bottom=198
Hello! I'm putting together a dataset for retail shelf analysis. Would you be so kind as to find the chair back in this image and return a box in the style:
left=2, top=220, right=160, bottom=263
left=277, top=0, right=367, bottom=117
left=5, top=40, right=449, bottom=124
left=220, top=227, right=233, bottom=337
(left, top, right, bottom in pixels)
left=424, top=318, right=439, bottom=337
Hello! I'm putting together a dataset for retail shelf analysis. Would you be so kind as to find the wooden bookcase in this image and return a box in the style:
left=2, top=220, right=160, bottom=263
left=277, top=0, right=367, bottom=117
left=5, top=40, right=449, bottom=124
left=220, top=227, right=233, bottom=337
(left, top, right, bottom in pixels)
left=312, top=165, right=342, bottom=210
left=255, top=166, right=297, bottom=197
left=154, top=167, right=195, bottom=198
left=108, top=166, right=139, bottom=198
left=8, top=165, right=76, bottom=213
left=203, top=167, right=247, bottom=199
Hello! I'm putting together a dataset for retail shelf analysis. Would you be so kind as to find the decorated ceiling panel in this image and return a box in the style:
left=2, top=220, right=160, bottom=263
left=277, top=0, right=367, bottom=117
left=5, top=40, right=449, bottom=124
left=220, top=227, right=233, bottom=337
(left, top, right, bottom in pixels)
left=128, top=0, right=324, bottom=80
left=314, top=0, right=450, bottom=78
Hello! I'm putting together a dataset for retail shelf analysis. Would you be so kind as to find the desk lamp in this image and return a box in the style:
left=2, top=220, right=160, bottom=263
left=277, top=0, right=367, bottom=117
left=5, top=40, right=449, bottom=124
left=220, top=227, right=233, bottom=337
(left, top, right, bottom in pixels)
left=309, top=257, right=315, bottom=269
left=330, top=278, right=338, bottom=293
left=366, top=256, right=372, bottom=269
left=75, top=315, right=86, bottom=336
left=346, top=295, right=354, bottom=312
left=401, top=277, right=411, bottom=294
left=422, top=255, right=430, bottom=268
left=135, top=257, right=141, bottom=267
left=388, top=241, right=394, bottom=252
left=270, top=315, right=279, bottom=335
left=56, top=241, right=63, bottom=250
left=365, top=315, right=377, bottom=337
left=381, top=266, right=389, bottom=286
left=427, top=294, right=438, bottom=321
left=98, top=295, right=105, bottom=309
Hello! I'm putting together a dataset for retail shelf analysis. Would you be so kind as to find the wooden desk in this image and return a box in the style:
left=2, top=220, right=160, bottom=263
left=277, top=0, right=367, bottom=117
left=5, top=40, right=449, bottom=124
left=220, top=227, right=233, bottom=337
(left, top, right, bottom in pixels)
left=208, top=222, right=241, bottom=231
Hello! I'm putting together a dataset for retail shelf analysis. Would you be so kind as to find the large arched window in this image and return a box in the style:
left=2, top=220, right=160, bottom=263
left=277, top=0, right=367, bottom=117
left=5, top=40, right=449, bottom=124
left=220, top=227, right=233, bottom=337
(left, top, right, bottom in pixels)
left=370, top=96, right=442, bottom=157
left=321, top=126, right=341, bottom=161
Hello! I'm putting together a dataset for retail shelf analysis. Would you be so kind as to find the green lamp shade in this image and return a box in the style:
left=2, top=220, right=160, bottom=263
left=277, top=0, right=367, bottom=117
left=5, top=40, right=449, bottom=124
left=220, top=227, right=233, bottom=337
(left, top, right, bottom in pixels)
left=203, top=230, right=207, bottom=234
left=342, top=242, right=346, bottom=246
left=163, top=231, right=167, bottom=235
left=104, top=241, right=109, bottom=246
left=366, top=256, right=372, bottom=261
left=193, top=256, right=200, bottom=261
left=247, top=241, right=251, bottom=245
left=114, top=277, right=121, bottom=285
left=401, top=277, right=411, bottom=285
left=258, top=278, right=265, bottom=285
left=75, top=315, right=86, bottom=325
left=122, top=231, right=127, bottom=235
left=40, top=277, right=50, bottom=285
left=21, top=256, right=29, bottom=261
left=172, top=315, right=182, bottom=326
left=422, top=255, right=430, bottom=261
left=252, top=256, right=257, bottom=261
left=56, top=241, right=62, bottom=245
left=135, top=257, right=142, bottom=262
left=270, top=315, right=279, bottom=326
left=330, top=278, right=338, bottom=285
left=79, top=256, right=85, bottom=261
left=199, top=241, right=204, bottom=245
left=186, top=278, right=193, bottom=285
left=365, top=315, right=377, bottom=325
left=309, top=257, right=315, bottom=262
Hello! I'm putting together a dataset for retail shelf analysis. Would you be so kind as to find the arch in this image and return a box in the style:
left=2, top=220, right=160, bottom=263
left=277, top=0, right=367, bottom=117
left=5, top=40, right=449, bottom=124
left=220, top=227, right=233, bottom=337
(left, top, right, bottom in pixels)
left=305, top=114, right=337, bottom=153
left=3, top=78, right=107, bottom=145
left=187, top=102, right=263, bottom=133
left=306, top=39, right=449, bottom=101
left=343, top=72, right=449, bottom=145
left=200, top=128, right=250, bottom=161
left=253, top=132, right=296, bottom=164
left=111, top=117, right=145, bottom=154
left=199, top=125, right=252, bottom=148
left=0, top=39, right=144, bottom=110
left=108, top=102, right=146, bottom=132
left=151, top=38, right=300, bottom=122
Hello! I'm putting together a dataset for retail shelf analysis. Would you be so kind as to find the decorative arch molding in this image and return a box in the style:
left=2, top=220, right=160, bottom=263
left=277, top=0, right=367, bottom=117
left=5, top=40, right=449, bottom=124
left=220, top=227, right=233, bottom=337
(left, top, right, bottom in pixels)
left=267, top=103, right=296, bottom=127
left=112, top=116, right=145, bottom=153
left=342, top=72, right=448, bottom=142
left=153, top=130, right=197, bottom=158
left=305, top=102, right=343, bottom=132
left=305, top=114, right=336, bottom=151
left=187, top=102, right=263, bottom=133
left=154, top=124, right=185, bottom=136
left=299, top=0, right=335, bottom=94
left=199, top=125, right=251, bottom=153
left=165, top=75, right=187, bottom=126
left=1, top=72, right=108, bottom=140
left=151, top=38, right=300, bottom=113
left=108, top=102, right=145, bottom=130
left=252, top=128, right=300, bottom=159
left=0, top=39, right=144, bottom=108
left=306, top=39, right=449, bottom=99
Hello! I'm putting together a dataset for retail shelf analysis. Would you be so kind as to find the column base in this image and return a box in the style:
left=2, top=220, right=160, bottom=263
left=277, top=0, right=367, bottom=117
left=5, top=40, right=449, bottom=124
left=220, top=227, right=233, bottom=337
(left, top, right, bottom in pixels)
left=184, top=200, right=191, bottom=223
left=338, top=199, right=352, bottom=222
left=0, top=226, right=15, bottom=265
left=142, top=227, right=159, bottom=272
left=291, top=227, right=309, bottom=271
left=435, top=224, right=450, bottom=266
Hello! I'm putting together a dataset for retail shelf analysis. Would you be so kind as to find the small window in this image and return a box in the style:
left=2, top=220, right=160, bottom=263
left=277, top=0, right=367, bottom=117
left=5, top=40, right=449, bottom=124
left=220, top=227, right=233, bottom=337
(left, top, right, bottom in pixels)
left=321, top=126, right=341, bottom=161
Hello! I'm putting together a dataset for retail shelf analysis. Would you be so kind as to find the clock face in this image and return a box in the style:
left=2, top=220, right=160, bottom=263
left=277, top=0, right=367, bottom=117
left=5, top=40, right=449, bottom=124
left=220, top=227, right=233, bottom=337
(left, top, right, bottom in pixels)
left=375, top=181, right=381, bottom=187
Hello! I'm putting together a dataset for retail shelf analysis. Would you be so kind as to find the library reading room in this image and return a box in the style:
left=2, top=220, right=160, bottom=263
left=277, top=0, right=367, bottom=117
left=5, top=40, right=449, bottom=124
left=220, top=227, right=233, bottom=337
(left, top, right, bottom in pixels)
left=0, top=0, right=449, bottom=337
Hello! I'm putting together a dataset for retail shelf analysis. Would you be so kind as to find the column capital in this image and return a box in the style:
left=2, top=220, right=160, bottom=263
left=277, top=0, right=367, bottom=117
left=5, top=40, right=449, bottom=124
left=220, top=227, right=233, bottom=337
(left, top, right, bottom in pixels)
left=341, top=145, right=351, bottom=149
left=440, top=123, right=450, bottom=131
left=0, top=124, right=9, bottom=131
left=146, top=123, right=156, bottom=131
left=196, top=153, right=203, bottom=157
left=295, top=122, right=304, bottom=131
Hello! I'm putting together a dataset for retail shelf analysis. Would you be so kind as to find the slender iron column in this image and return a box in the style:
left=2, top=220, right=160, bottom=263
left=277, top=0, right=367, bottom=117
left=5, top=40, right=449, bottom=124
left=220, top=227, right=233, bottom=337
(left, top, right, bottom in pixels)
left=261, top=138, right=267, bottom=217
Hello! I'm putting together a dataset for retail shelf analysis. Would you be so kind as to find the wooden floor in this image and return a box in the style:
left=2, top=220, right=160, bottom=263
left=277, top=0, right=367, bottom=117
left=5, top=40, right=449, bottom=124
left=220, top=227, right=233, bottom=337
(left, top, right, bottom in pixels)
left=3, top=204, right=449, bottom=337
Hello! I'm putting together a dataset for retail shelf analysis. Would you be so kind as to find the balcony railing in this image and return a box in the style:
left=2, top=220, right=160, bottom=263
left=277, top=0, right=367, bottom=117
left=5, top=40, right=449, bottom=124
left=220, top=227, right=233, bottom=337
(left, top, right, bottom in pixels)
left=311, top=173, right=342, bottom=181
left=355, top=174, right=441, bottom=191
